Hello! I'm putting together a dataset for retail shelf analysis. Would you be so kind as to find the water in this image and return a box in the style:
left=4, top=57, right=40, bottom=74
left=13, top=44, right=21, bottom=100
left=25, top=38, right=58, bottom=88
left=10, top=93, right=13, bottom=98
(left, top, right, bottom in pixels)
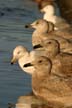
left=0, top=0, right=41, bottom=108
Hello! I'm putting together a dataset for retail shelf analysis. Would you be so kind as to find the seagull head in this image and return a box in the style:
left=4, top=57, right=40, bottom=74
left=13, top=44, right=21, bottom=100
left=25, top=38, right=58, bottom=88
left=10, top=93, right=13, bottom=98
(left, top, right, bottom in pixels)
left=11, top=45, right=28, bottom=65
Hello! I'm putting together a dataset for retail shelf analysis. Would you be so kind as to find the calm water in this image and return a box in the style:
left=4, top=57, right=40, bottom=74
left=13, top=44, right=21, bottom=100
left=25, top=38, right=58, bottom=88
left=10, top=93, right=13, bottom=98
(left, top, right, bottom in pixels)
left=0, top=0, right=42, bottom=108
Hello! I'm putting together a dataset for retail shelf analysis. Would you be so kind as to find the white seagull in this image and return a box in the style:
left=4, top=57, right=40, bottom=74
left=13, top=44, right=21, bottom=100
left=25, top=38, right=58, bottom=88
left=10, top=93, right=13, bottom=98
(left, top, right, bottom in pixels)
left=11, top=45, right=35, bottom=75
left=25, top=19, right=72, bottom=54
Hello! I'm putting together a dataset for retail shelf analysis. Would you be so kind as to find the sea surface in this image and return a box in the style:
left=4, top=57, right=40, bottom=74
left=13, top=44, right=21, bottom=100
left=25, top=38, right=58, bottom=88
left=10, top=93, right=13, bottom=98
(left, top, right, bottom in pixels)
left=0, top=0, right=42, bottom=108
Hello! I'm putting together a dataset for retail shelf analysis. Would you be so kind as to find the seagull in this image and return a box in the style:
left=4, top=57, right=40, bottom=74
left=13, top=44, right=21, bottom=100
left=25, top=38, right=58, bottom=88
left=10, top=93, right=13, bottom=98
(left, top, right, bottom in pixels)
left=24, top=39, right=72, bottom=76
left=33, top=0, right=71, bottom=30
left=31, top=39, right=60, bottom=60
left=11, top=45, right=35, bottom=75
left=24, top=56, right=72, bottom=106
left=33, top=0, right=72, bottom=23
left=25, top=19, right=72, bottom=54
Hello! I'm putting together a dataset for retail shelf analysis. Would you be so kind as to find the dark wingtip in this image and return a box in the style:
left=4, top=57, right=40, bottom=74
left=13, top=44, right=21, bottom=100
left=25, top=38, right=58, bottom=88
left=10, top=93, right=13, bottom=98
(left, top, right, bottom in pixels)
left=23, top=63, right=33, bottom=67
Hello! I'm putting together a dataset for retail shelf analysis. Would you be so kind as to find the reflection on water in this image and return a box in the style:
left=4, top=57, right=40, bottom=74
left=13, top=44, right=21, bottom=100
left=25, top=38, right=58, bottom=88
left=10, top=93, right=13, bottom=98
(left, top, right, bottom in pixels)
left=0, top=0, right=41, bottom=108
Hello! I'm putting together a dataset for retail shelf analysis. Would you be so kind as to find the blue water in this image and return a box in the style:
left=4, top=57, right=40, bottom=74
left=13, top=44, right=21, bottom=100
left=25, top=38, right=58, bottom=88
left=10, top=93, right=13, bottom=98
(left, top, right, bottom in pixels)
left=0, top=0, right=42, bottom=108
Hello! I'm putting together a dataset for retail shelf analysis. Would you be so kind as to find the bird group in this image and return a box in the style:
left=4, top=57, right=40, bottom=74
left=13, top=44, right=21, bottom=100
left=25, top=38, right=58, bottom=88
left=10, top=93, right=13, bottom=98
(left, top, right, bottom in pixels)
left=11, top=0, right=72, bottom=107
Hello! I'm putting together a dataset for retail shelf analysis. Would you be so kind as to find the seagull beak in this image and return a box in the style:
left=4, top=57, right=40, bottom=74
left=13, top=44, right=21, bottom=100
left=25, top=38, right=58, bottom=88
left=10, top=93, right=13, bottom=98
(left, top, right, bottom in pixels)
left=23, top=63, right=33, bottom=67
left=11, top=57, right=17, bottom=65
left=25, top=24, right=32, bottom=28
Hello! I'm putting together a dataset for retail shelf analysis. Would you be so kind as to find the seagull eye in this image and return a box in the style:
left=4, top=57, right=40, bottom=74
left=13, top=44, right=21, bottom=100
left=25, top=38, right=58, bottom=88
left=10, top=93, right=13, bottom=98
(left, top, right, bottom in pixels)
left=17, top=51, right=20, bottom=54
left=47, top=42, right=52, bottom=44
left=38, top=60, right=42, bottom=63
left=36, top=21, right=39, bottom=25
